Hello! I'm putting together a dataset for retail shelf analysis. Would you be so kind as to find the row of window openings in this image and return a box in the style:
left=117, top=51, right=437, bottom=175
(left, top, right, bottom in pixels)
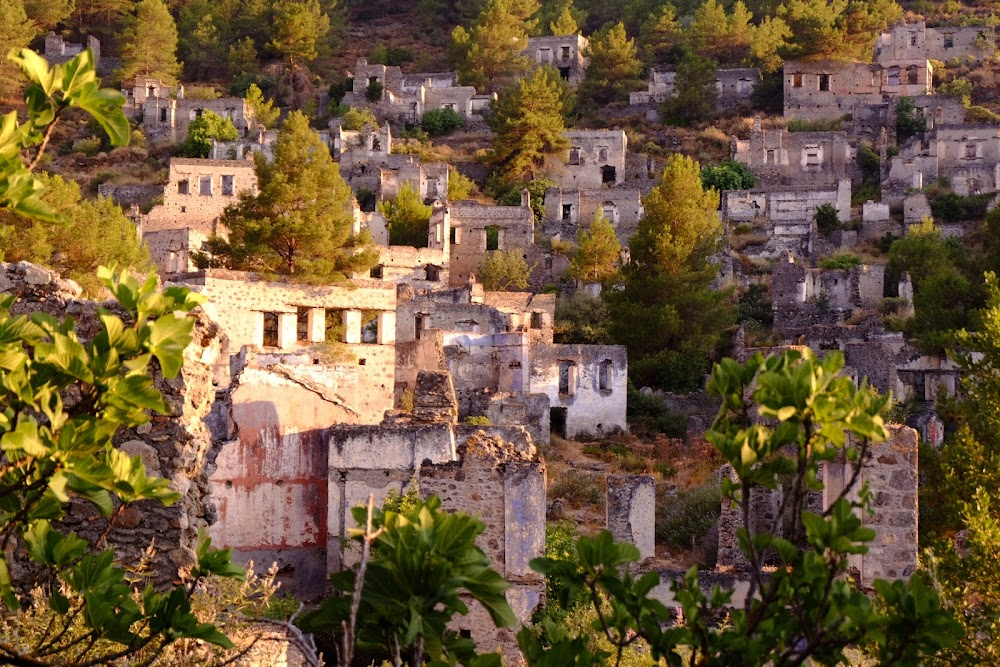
left=568, top=147, right=611, bottom=164
left=536, top=46, right=573, bottom=62
left=158, top=107, right=237, bottom=122
left=790, top=67, right=920, bottom=90
left=260, top=308, right=379, bottom=347
left=558, top=359, right=615, bottom=395
left=177, top=175, right=235, bottom=196
left=562, top=203, right=620, bottom=222
left=370, top=264, right=442, bottom=281
left=413, top=311, right=545, bottom=339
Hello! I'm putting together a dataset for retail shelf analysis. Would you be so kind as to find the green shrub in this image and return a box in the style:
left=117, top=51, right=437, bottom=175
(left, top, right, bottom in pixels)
left=72, top=136, right=102, bottom=156
left=548, top=470, right=605, bottom=508
left=365, top=79, right=383, bottom=103
left=737, top=283, right=773, bottom=328
left=930, top=191, right=993, bottom=222
left=421, top=107, right=465, bottom=135
left=814, top=203, right=841, bottom=237
left=626, top=382, right=686, bottom=439
left=819, top=253, right=863, bottom=270
left=328, top=78, right=353, bottom=106
left=464, top=415, right=491, bottom=426
left=787, top=118, right=842, bottom=132
left=655, top=482, right=722, bottom=552
left=340, top=107, right=378, bottom=131
left=654, top=462, right=677, bottom=479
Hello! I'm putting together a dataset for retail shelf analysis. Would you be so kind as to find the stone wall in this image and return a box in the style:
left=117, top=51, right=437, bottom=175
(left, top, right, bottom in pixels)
left=733, top=119, right=853, bottom=187
left=143, top=158, right=257, bottom=236
left=548, top=130, right=628, bottom=189
left=606, top=475, right=655, bottom=561
left=783, top=60, right=931, bottom=122
left=446, top=201, right=535, bottom=287
left=145, top=228, right=210, bottom=275
left=143, top=97, right=253, bottom=142
left=876, top=21, right=994, bottom=64
left=96, top=182, right=162, bottom=209
left=542, top=187, right=644, bottom=245
left=524, top=35, right=589, bottom=87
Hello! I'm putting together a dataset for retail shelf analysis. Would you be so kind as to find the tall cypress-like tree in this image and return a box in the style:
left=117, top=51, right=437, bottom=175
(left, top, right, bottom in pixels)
left=487, top=67, right=569, bottom=184
left=579, top=21, right=642, bottom=107
left=118, top=0, right=181, bottom=84
left=202, top=112, right=378, bottom=280
left=605, top=154, right=734, bottom=392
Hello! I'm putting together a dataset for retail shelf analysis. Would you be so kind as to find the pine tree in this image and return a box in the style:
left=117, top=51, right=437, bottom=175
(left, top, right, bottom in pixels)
left=687, top=0, right=754, bottom=64
left=379, top=183, right=433, bottom=248
left=452, top=0, right=531, bottom=93
left=487, top=67, right=569, bottom=184
left=660, top=52, right=718, bottom=126
left=549, top=6, right=579, bottom=35
left=568, top=213, right=620, bottom=285
left=604, top=153, right=733, bottom=391
left=245, top=83, right=280, bottom=129
left=118, top=0, right=182, bottom=85
left=638, top=4, right=683, bottom=66
left=479, top=249, right=530, bottom=291
left=747, top=15, right=790, bottom=73
left=204, top=112, right=378, bottom=280
left=776, top=0, right=901, bottom=61
left=269, top=0, right=330, bottom=66
left=23, top=0, right=73, bottom=31
left=0, top=0, right=36, bottom=98
left=579, top=21, right=642, bottom=107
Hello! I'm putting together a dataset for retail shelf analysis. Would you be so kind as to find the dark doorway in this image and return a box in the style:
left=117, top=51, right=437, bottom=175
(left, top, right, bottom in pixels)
left=550, top=407, right=568, bottom=438
left=601, top=165, right=616, bottom=184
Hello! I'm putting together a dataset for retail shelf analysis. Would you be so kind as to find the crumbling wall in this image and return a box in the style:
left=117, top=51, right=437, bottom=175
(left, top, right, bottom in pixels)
left=447, top=201, right=535, bottom=287
left=548, top=130, right=628, bottom=189
left=606, top=475, right=655, bottom=560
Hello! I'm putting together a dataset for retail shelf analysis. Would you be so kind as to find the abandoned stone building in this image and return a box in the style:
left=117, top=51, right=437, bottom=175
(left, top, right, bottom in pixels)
left=722, top=180, right=851, bottom=258
left=733, top=118, right=854, bottom=187
left=542, top=187, right=644, bottom=244
left=548, top=129, right=628, bottom=188
left=783, top=59, right=932, bottom=122
left=629, top=67, right=759, bottom=111
left=883, top=124, right=1000, bottom=203
left=369, top=244, right=450, bottom=289
left=133, top=80, right=254, bottom=142
left=379, top=160, right=449, bottom=201
left=446, top=196, right=537, bottom=286
left=524, top=34, right=589, bottom=86
left=43, top=32, right=101, bottom=70
left=345, top=58, right=494, bottom=124
left=876, top=21, right=996, bottom=65
left=142, top=158, right=258, bottom=274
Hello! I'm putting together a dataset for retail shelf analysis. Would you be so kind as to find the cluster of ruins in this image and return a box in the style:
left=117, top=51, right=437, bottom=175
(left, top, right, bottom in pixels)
left=46, top=15, right=1000, bottom=656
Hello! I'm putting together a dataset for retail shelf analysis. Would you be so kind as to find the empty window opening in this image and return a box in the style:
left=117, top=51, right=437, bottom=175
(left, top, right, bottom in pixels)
left=370, top=264, right=384, bottom=279
left=818, top=74, right=830, bottom=91
left=598, top=359, right=613, bottom=392
left=944, top=33, right=954, bottom=48
left=906, top=66, right=919, bottom=85
left=965, top=142, right=978, bottom=158
left=443, top=102, right=456, bottom=111
left=537, top=47, right=551, bottom=63
left=558, top=360, right=577, bottom=396
left=450, top=226, right=458, bottom=244
left=425, top=264, right=442, bottom=281
left=359, top=358, right=366, bottom=366
left=568, top=147, right=581, bottom=165
left=550, top=407, right=567, bottom=437
left=562, top=204, right=573, bottom=221
left=602, top=201, right=618, bottom=224
left=485, top=225, right=500, bottom=251
left=792, top=72, right=803, bottom=88
left=530, top=311, right=543, bottom=329
left=597, top=146, right=609, bottom=162
left=199, top=175, right=212, bottom=196
left=177, top=179, right=190, bottom=195
left=262, top=312, right=279, bottom=347
left=296, top=307, right=309, bottom=342
left=159, top=107, right=168, bottom=122
left=559, top=67, right=570, bottom=80
left=361, top=311, right=378, bottom=344
left=325, top=309, right=345, bottom=342
left=221, top=174, right=234, bottom=196
left=414, top=313, right=426, bottom=340
left=910, top=33, right=918, bottom=46
left=601, top=165, right=617, bottom=184
left=766, top=149, right=776, bottom=164
left=888, top=67, right=900, bottom=86
left=560, top=46, right=570, bottom=59
left=195, top=108, right=203, bottom=118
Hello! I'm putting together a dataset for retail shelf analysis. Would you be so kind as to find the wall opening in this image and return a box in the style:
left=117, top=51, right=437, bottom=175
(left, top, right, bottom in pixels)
left=296, top=307, right=309, bottom=342
left=414, top=313, right=426, bottom=340
left=792, top=72, right=803, bottom=88
left=199, top=175, right=212, bottom=196
left=485, top=225, right=500, bottom=251
left=262, top=312, right=279, bottom=347
left=568, top=147, right=581, bottom=165
left=906, top=66, right=919, bottom=85
left=177, top=179, right=190, bottom=195
left=598, top=359, right=613, bottom=392
left=361, top=311, right=378, bottom=344
left=601, top=165, right=617, bottom=184
left=530, top=311, right=543, bottom=329
left=221, top=174, right=235, bottom=196
left=370, top=264, right=383, bottom=279
left=558, top=360, right=577, bottom=396
left=550, top=407, right=568, bottom=438
left=559, top=67, right=570, bottom=80
left=425, top=264, right=442, bottom=281
left=325, top=309, right=345, bottom=342
left=818, top=74, right=830, bottom=91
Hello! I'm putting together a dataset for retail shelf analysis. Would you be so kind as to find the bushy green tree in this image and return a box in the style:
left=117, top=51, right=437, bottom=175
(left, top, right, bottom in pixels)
left=451, top=0, right=530, bottom=93
left=536, top=0, right=585, bottom=36
left=605, top=154, right=733, bottom=391
left=245, top=82, right=280, bottom=130
left=177, top=110, right=239, bottom=158
left=579, top=21, right=643, bottom=107
left=661, top=53, right=718, bottom=126
left=567, top=213, right=620, bottom=285
left=118, top=0, right=181, bottom=85
left=421, top=107, right=465, bottom=135
left=23, top=0, right=72, bottom=32
left=339, top=107, right=379, bottom=130
left=0, top=174, right=150, bottom=295
left=897, top=97, right=927, bottom=143
left=687, top=0, right=754, bottom=64
left=700, top=160, right=756, bottom=192
left=479, top=249, right=531, bottom=291
left=379, top=183, right=432, bottom=247
left=448, top=166, right=477, bottom=201
left=0, top=0, right=34, bottom=98
left=202, top=111, right=378, bottom=280
left=487, top=68, right=568, bottom=184
left=638, top=3, right=683, bottom=66
left=778, top=0, right=902, bottom=62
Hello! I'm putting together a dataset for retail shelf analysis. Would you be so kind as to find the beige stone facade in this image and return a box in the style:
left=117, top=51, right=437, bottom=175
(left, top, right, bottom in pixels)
left=524, top=34, right=589, bottom=87
left=548, top=129, right=628, bottom=188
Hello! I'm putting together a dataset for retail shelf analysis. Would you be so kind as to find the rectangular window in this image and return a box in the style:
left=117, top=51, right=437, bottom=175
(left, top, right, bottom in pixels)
left=944, top=33, right=954, bottom=48
left=221, top=175, right=234, bottom=196
left=199, top=175, right=212, bottom=196
left=560, top=46, right=570, bottom=59
left=766, top=149, right=776, bottom=164
left=598, top=359, right=613, bottom=392
left=805, top=150, right=821, bottom=165
left=537, top=47, right=551, bottom=63
left=177, top=179, right=190, bottom=195
left=558, top=361, right=576, bottom=396
left=485, top=225, right=500, bottom=251
left=370, top=264, right=384, bottom=279
left=450, top=227, right=458, bottom=244
left=597, top=146, right=609, bottom=161
left=159, top=108, right=167, bottom=122
left=325, top=309, right=344, bottom=342
left=414, top=313, right=425, bottom=340
left=568, top=147, right=581, bottom=165
left=296, top=307, right=309, bottom=342
left=792, top=73, right=803, bottom=88
left=818, top=74, right=830, bottom=91
left=530, top=312, right=543, bottom=329
left=262, top=312, right=279, bottom=347
left=562, top=204, right=572, bottom=221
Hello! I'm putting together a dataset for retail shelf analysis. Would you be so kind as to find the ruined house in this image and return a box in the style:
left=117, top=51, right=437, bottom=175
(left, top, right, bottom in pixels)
left=876, top=21, right=996, bottom=64
left=883, top=124, right=1000, bottom=203
left=44, top=32, right=101, bottom=70
left=142, top=158, right=258, bottom=274
left=524, top=34, right=589, bottom=86
left=733, top=118, right=854, bottom=187
left=135, top=81, right=254, bottom=142
left=345, top=58, right=495, bottom=124
left=447, top=196, right=536, bottom=287
left=542, top=187, right=644, bottom=243
left=783, top=59, right=932, bottom=122
left=548, top=130, right=628, bottom=188
left=379, top=160, right=449, bottom=201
